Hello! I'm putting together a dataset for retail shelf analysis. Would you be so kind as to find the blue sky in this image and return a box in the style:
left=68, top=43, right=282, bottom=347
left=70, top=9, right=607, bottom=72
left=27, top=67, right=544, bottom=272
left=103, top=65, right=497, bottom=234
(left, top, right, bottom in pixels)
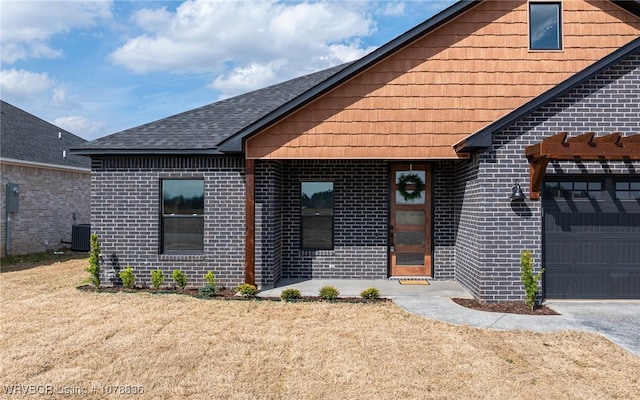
left=1, top=0, right=456, bottom=141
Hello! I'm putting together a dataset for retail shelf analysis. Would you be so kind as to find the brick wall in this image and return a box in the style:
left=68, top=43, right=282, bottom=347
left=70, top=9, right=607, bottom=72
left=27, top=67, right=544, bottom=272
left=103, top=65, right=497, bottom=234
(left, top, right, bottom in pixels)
left=255, top=160, right=283, bottom=288
left=280, top=160, right=388, bottom=279
left=432, top=161, right=458, bottom=279
left=452, top=155, right=483, bottom=299
left=0, top=163, right=90, bottom=256
left=90, top=156, right=245, bottom=288
left=461, top=51, right=640, bottom=302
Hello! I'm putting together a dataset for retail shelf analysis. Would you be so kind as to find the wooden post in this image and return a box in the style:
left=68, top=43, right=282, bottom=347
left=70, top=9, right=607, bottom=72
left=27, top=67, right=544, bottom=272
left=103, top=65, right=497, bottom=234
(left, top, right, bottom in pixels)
left=244, top=158, right=255, bottom=285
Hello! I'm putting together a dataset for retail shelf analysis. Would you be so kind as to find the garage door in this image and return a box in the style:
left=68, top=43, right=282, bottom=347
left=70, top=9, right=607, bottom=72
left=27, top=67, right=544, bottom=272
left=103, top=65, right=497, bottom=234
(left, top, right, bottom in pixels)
left=543, top=177, right=640, bottom=299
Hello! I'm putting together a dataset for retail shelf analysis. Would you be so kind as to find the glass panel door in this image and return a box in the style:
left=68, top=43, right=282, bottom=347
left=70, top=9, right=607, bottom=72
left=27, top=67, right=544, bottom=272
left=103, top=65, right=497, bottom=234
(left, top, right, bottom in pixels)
left=390, top=164, right=432, bottom=276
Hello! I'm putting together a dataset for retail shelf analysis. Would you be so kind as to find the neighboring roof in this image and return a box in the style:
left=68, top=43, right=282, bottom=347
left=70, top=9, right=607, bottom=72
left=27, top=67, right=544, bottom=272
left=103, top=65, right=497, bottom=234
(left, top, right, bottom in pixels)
left=0, top=100, right=90, bottom=170
left=455, top=36, right=640, bottom=152
left=71, top=63, right=352, bottom=155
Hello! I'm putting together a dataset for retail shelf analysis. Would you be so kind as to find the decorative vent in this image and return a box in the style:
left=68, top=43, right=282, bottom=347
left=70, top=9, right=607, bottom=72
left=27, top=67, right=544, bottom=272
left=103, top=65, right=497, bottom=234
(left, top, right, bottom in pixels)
left=97, top=156, right=244, bottom=170
left=91, top=158, right=103, bottom=170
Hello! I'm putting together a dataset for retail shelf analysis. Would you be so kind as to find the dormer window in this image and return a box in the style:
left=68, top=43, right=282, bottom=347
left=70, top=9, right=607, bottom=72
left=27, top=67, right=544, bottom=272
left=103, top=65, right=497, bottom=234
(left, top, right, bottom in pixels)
left=529, top=2, right=562, bottom=50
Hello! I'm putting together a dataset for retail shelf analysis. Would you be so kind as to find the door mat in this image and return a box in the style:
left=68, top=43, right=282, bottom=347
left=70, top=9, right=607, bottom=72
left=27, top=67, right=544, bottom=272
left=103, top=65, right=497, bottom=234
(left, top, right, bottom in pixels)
left=398, top=279, right=429, bottom=285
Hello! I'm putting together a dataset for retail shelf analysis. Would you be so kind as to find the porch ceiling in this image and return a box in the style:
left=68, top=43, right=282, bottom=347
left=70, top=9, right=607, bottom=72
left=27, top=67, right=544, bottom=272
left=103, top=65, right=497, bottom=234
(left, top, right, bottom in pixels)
left=525, top=132, right=640, bottom=199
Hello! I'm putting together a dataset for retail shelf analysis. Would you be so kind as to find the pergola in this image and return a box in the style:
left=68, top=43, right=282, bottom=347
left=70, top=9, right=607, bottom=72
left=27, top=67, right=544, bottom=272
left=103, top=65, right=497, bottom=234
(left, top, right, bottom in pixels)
left=525, top=132, right=640, bottom=200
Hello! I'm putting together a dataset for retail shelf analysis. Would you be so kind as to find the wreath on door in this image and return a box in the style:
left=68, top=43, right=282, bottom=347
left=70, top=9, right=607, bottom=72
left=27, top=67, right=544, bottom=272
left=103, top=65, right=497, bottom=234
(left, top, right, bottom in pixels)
left=397, top=173, right=425, bottom=201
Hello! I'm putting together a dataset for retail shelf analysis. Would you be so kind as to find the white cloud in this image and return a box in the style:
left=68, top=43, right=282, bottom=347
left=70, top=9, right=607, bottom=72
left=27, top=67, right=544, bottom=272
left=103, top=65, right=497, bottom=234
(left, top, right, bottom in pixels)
left=111, top=0, right=377, bottom=97
left=0, top=68, right=54, bottom=98
left=210, top=62, right=281, bottom=99
left=51, top=87, right=80, bottom=109
left=380, top=2, right=406, bottom=16
left=0, top=1, right=112, bottom=64
left=54, top=115, right=105, bottom=138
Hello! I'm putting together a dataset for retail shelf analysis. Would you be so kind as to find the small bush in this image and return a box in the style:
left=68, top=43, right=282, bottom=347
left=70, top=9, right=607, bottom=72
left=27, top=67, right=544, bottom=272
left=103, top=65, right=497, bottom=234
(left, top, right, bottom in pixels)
left=199, top=284, right=216, bottom=298
left=172, top=269, right=188, bottom=290
left=85, top=233, right=100, bottom=287
left=119, top=266, right=136, bottom=289
left=360, top=287, right=380, bottom=299
left=520, top=250, right=544, bottom=311
left=236, top=283, right=258, bottom=297
left=280, top=288, right=301, bottom=301
left=150, top=269, right=165, bottom=290
left=204, top=271, right=217, bottom=292
left=319, top=285, right=339, bottom=300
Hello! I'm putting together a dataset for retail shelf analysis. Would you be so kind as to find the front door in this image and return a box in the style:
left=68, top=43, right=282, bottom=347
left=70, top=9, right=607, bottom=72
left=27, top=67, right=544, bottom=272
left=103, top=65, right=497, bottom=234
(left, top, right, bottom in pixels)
left=390, top=164, right=432, bottom=276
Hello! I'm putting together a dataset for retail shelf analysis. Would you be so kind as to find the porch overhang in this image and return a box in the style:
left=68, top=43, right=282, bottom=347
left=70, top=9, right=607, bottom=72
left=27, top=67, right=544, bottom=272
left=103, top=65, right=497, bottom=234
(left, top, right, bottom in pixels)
left=525, top=132, right=640, bottom=200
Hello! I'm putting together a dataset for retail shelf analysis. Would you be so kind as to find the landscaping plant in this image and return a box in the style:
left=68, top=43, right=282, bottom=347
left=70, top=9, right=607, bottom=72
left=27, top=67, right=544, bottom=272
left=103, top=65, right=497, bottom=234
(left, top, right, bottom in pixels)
left=280, top=288, right=301, bottom=301
left=360, top=287, right=380, bottom=300
left=520, top=250, right=544, bottom=311
left=235, top=283, right=258, bottom=297
left=199, top=271, right=218, bottom=297
left=85, top=233, right=100, bottom=287
left=172, top=269, right=188, bottom=290
left=150, top=269, right=165, bottom=290
left=319, top=285, right=339, bottom=300
left=204, top=271, right=217, bottom=292
left=199, top=285, right=216, bottom=298
left=119, top=266, right=136, bottom=289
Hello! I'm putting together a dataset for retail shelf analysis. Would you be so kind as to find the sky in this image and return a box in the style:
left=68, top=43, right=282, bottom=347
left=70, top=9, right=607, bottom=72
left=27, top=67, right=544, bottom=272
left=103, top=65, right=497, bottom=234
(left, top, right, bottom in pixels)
left=0, top=0, right=456, bottom=141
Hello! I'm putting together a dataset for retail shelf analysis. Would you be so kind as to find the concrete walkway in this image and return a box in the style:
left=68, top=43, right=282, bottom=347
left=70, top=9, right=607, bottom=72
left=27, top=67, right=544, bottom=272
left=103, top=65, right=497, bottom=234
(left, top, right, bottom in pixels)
left=259, top=279, right=640, bottom=357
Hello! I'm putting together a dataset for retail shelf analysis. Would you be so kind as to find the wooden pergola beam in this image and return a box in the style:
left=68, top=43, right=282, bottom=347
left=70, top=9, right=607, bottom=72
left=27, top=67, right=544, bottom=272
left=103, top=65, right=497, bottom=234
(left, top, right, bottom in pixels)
left=525, top=132, right=640, bottom=200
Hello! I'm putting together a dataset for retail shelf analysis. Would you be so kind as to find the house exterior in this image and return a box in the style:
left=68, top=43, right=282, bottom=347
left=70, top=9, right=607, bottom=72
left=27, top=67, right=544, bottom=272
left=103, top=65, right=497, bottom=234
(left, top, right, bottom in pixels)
left=1, top=101, right=91, bottom=256
left=72, top=0, right=640, bottom=301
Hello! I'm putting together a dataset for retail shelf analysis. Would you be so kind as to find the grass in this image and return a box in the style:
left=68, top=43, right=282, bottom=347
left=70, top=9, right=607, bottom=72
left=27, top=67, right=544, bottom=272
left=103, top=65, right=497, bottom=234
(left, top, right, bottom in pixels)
left=1, top=259, right=639, bottom=399
left=0, top=248, right=86, bottom=273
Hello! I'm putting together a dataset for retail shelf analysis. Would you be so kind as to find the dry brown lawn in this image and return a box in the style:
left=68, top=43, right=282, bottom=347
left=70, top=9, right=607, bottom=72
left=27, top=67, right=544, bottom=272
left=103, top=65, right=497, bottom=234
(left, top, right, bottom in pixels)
left=1, top=259, right=639, bottom=399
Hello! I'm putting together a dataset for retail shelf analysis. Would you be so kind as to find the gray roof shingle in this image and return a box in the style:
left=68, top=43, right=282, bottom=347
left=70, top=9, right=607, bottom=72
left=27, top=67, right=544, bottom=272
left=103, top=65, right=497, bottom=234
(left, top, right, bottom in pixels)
left=0, top=100, right=90, bottom=169
left=71, top=63, right=351, bottom=155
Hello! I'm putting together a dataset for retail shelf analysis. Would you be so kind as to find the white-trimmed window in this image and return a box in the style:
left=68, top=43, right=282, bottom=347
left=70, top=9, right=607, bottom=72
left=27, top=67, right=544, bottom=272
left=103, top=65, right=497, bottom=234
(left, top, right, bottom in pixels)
left=529, top=2, right=562, bottom=50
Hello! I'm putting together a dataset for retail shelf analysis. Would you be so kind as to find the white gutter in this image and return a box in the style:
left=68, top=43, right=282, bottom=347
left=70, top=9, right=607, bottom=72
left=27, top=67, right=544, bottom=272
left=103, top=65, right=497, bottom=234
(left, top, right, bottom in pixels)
left=0, top=157, right=91, bottom=173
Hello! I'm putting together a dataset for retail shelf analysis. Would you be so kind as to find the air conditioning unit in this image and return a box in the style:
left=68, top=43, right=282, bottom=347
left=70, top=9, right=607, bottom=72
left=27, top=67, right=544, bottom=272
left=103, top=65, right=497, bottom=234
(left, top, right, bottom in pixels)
left=71, top=224, right=91, bottom=252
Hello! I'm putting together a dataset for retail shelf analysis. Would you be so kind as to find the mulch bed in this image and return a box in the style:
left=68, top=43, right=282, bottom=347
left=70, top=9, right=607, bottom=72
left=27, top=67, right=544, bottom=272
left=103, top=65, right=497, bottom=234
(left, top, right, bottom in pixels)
left=77, top=285, right=390, bottom=303
left=452, top=298, right=559, bottom=315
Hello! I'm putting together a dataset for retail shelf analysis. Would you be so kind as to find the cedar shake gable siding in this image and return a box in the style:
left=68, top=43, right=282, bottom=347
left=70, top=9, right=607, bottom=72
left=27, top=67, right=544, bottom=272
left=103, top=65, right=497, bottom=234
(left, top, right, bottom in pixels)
left=245, top=0, right=640, bottom=160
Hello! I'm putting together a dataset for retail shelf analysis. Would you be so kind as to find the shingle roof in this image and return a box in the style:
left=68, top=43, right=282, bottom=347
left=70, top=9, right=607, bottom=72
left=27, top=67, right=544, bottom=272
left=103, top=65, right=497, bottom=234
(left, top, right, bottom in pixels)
left=71, top=63, right=352, bottom=155
left=0, top=100, right=90, bottom=169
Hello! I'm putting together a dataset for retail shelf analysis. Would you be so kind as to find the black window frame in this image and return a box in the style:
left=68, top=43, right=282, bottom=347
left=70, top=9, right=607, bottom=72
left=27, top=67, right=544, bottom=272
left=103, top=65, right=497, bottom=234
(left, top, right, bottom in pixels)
left=529, top=2, right=563, bottom=51
left=160, top=178, right=205, bottom=254
left=300, top=181, right=334, bottom=251
left=543, top=179, right=604, bottom=200
left=614, top=179, right=640, bottom=200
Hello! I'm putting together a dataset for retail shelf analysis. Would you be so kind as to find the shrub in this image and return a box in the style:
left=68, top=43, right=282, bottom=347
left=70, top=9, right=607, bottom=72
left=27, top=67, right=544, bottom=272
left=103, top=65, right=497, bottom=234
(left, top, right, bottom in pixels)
left=150, top=269, right=165, bottom=290
left=172, top=269, right=188, bottom=290
left=360, top=287, right=380, bottom=300
left=520, top=250, right=544, bottom=311
left=199, top=284, right=216, bottom=298
left=119, top=266, right=136, bottom=289
left=204, top=271, right=217, bottom=292
left=319, top=285, right=339, bottom=300
left=85, top=233, right=100, bottom=287
left=236, top=283, right=258, bottom=297
left=280, top=288, right=301, bottom=301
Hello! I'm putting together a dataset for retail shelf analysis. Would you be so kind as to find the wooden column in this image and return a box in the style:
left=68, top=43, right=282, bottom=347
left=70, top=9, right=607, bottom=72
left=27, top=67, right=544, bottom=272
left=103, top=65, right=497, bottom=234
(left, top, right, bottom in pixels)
left=244, top=158, right=255, bottom=285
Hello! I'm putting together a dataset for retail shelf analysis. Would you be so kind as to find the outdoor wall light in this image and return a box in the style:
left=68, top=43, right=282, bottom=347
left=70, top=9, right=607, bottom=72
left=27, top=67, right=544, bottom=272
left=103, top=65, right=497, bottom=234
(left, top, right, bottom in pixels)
left=510, top=183, right=526, bottom=201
